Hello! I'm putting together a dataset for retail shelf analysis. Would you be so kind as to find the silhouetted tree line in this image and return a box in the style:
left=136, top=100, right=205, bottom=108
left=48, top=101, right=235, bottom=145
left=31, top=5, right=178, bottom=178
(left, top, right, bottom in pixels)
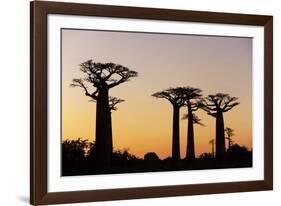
left=62, top=138, right=252, bottom=176
left=152, top=87, right=239, bottom=162
left=64, top=60, right=252, bottom=175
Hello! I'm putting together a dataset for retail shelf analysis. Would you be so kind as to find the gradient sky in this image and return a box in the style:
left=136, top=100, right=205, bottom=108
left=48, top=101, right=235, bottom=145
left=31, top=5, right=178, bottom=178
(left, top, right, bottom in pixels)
left=62, top=29, right=252, bottom=159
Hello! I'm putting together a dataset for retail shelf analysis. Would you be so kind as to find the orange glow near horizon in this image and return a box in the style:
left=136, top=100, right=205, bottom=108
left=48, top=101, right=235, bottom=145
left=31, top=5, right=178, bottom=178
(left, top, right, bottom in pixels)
left=62, top=29, right=252, bottom=159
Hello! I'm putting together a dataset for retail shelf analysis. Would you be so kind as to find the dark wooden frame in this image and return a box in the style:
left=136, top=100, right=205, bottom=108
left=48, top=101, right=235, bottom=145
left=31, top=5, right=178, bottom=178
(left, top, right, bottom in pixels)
left=30, top=1, right=273, bottom=205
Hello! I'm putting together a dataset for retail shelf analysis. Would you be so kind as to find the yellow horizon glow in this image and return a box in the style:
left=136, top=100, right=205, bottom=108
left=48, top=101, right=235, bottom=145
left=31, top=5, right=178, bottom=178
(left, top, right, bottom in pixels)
left=62, top=29, right=252, bottom=159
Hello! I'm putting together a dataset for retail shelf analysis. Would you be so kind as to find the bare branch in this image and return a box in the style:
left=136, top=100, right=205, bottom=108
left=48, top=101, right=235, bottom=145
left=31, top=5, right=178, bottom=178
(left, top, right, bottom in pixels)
left=200, top=93, right=239, bottom=115
left=225, top=127, right=235, bottom=138
left=190, top=100, right=202, bottom=111
left=182, top=113, right=205, bottom=126
left=152, top=91, right=173, bottom=102
left=198, top=99, right=217, bottom=112
left=223, top=102, right=239, bottom=112
left=108, top=66, right=138, bottom=88
left=108, top=97, right=125, bottom=111
left=70, top=78, right=98, bottom=100
left=222, top=96, right=238, bottom=110
left=207, top=112, right=217, bottom=117
left=89, top=96, right=125, bottom=111
left=77, top=60, right=138, bottom=90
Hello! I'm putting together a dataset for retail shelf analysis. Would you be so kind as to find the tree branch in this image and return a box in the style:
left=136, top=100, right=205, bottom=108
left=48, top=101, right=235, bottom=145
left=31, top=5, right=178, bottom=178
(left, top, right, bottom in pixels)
left=222, top=97, right=238, bottom=110
left=223, top=102, right=239, bottom=112
left=108, top=97, right=125, bottom=111
left=108, top=69, right=138, bottom=88
left=199, top=100, right=217, bottom=112
left=70, top=78, right=98, bottom=100
left=207, top=112, right=217, bottom=117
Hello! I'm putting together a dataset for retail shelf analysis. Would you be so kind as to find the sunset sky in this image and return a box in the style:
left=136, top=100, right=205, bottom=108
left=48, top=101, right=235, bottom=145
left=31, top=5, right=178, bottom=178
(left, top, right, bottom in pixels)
left=62, top=29, right=252, bottom=159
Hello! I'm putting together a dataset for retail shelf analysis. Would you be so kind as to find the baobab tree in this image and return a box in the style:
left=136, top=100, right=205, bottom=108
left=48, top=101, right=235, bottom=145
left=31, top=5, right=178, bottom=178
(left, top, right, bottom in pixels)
left=181, top=87, right=202, bottom=160
left=152, top=88, right=185, bottom=160
left=225, top=127, right=234, bottom=151
left=182, top=113, right=204, bottom=160
left=71, top=60, right=137, bottom=169
left=200, top=93, right=239, bottom=160
left=209, top=139, right=215, bottom=158
left=90, top=96, right=124, bottom=156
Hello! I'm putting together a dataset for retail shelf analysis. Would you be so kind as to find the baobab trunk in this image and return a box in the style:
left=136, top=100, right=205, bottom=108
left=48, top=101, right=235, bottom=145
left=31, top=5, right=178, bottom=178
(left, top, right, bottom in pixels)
left=216, top=110, right=225, bottom=160
left=95, top=88, right=111, bottom=170
left=172, top=105, right=180, bottom=160
left=186, top=105, right=195, bottom=160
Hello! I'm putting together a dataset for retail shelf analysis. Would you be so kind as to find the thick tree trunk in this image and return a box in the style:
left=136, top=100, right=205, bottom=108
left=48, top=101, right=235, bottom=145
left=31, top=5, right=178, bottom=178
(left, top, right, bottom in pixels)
left=215, top=110, right=225, bottom=160
left=186, top=104, right=195, bottom=160
left=95, top=88, right=111, bottom=170
left=172, top=105, right=180, bottom=160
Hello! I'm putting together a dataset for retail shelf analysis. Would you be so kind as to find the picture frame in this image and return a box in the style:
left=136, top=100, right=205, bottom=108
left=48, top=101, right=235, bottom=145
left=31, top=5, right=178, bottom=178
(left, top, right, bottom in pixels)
left=30, top=1, right=273, bottom=205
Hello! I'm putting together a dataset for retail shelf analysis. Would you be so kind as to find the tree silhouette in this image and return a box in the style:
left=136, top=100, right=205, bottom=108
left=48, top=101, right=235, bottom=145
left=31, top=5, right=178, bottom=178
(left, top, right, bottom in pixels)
left=182, top=113, right=204, bottom=159
left=152, top=88, right=185, bottom=160
left=209, top=139, right=215, bottom=158
left=108, top=97, right=124, bottom=156
left=225, top=127, right=234, bottom=151
left=71, top=60, right=137, bottom=169
left=90, top=96, right=124, bottom=155
left=181, top=87, right=203, bottom=160
left=200, top=93, right=239, bottom=160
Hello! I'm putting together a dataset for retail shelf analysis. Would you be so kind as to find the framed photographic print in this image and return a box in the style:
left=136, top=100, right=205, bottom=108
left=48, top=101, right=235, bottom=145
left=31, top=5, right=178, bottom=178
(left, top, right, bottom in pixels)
left=30, top=1, right=273, bottom=205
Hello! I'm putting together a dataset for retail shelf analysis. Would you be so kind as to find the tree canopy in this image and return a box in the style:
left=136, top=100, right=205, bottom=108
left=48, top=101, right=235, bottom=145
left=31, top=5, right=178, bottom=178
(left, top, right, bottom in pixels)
left=152, top=87, right=186, bottom=107
left=70, top=60, right=138, bottom=100
left=199, top=93, right=239, bottom=116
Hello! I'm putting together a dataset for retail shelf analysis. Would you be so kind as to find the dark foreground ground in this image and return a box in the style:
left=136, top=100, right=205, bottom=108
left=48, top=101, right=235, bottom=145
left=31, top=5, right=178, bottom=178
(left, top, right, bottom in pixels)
left=62, top=142, right=252, bottom=176
left=62, top=158, right=252, bottom=176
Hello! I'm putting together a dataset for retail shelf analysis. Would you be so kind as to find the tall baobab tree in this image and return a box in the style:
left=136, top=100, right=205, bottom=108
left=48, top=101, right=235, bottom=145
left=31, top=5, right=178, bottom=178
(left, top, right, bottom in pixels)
left=209, top=139, right=215, bottom=158
left=200, top=93, right=239, bottom=160
left=90, top=96, right=124, bottom=155
left=225, top=127, right=234, bottom=151
left=181, top=87, right=202, bottom=160
left=71, top=60, right=137, bottom=169
left=152, top=88, right=185, bottom=160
